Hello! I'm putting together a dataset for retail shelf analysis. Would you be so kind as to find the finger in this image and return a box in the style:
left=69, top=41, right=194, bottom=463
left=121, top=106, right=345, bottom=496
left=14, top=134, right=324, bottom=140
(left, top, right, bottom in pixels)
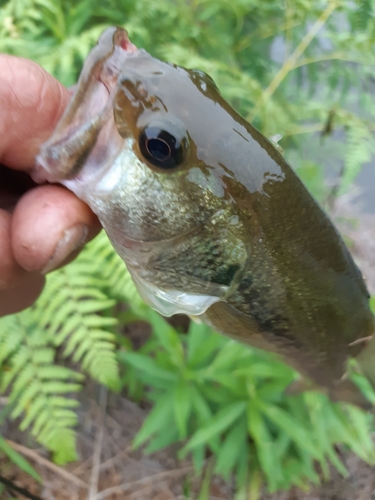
left=0, top=55, right=70, bottom=171
left=0, top=209, right=26, bottom=288
left=0, top=272, right=45, bottom=317
left=12, top=184, right=102, bottom=273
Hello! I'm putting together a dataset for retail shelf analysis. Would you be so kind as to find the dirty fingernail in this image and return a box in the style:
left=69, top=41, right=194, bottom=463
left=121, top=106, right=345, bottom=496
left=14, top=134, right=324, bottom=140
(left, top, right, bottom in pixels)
left=42, top=224, right=88, bottom=274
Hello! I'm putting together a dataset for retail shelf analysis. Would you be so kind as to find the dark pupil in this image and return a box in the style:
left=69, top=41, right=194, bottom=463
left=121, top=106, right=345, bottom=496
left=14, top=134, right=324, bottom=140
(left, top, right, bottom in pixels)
left=146, top=138, right=171, bottom=161
left=140, top=126, right=185, bottom=169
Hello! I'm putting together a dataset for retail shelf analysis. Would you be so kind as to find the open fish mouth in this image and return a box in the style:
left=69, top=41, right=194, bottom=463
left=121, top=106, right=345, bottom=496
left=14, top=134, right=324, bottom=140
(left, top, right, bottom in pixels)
left=33, top=27, right=138, bottom=184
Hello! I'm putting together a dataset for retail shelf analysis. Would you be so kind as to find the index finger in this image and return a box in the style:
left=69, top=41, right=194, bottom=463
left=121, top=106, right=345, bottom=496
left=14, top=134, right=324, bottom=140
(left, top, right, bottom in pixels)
left=0, top=55, right=70, bottom=171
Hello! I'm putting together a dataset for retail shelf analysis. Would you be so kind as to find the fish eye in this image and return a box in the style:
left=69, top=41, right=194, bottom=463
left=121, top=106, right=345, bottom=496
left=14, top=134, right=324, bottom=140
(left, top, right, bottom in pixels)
left=139, top=126, right=186, bottom=169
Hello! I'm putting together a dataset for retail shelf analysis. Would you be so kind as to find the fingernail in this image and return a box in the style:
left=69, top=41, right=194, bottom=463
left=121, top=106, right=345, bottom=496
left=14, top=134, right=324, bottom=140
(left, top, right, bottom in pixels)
left=42, top=224, right=88, bottom=274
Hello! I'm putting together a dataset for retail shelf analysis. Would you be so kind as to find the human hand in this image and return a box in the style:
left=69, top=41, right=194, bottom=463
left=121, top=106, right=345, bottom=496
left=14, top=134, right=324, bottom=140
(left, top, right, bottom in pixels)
left=0, top=55, right=101, bottom=317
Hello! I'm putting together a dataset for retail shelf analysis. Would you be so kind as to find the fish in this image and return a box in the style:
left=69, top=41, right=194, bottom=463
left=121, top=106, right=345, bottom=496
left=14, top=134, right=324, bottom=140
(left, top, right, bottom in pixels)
left=33, top=26, right=375, bottom=406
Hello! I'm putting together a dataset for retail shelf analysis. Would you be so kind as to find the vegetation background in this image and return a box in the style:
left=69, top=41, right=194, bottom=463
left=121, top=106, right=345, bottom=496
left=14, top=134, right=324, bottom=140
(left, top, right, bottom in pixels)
left=0, top=0, right=375, bottom=498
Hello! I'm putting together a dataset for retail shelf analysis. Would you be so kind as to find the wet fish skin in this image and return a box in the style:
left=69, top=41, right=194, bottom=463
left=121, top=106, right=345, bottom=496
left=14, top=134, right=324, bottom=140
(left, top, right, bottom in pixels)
left=34, top=27, right=375, bottom=406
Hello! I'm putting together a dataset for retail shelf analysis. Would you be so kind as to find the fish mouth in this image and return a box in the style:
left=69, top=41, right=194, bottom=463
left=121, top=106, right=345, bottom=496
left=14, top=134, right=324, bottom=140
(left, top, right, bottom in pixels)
left=33, top=27, right=138, bottom=184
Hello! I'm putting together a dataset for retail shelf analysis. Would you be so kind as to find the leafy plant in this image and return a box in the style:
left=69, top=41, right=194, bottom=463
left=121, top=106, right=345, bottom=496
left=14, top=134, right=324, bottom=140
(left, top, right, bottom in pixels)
left=1, top=0, right=375, bottom=495
left=119, top=313, right=375, bottom=494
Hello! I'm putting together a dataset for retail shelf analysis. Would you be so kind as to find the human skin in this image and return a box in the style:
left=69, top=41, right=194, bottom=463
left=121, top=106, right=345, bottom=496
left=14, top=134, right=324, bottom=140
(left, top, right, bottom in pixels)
left=0, top=55, right=101, bottom=316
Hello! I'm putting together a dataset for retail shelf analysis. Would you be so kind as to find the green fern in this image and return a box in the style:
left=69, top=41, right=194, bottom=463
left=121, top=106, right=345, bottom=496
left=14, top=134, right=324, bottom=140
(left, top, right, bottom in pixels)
left=0, top=312, right=81, bottom=463
left=0, top=234, right=143, bottom=463
left=86, top=231, right=147, bottom=316
left=352, top=0, right=373, bottom=31
left=35, top=256, right=119, bottom=388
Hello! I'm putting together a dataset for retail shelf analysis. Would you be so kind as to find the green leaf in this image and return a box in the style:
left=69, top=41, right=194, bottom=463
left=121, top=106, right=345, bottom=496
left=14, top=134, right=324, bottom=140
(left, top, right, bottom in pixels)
left=190, top=385, right=213, bottom=424
left=247, top=402, right=278, bottom=489
left=133, top=393, right=173, bottom=448
left=215, top=416, right=247, bottom=477
left=145, top=427, right=180, bottom=453
left=173, top=379, right=192, bottom=439
left=370, top=295, right=375, bottom=314
left=184, top=401, right=247, bottom=452
left=259, top=402, right=320, bottom=459
left=0, top=436, right=41, bottom=482
left=190, top=444, right=206, bottom=472
left=186, top=321, right=222, bottom=367
left=120, top=352, right=176, bottom=383
left=147, top=310, right=184, bottom=363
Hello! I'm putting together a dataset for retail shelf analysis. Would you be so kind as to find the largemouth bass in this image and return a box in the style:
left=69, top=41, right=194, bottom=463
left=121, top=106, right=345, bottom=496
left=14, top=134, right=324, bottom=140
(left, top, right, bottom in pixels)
left=34, top=27, right=375, bottom=406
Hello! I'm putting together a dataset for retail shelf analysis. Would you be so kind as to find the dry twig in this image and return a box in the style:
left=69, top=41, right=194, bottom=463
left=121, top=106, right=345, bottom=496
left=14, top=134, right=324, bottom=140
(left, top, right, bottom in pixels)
left=5, top=439, right=87, bottom=489
left=95, top=465, right=194, bottom=500
left=89, top=386, right=107, bottom=500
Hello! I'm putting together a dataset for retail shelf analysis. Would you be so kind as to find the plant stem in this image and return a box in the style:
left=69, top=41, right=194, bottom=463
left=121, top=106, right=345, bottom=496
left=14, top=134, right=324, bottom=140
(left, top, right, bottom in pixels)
left=293, top=52, right=375, bottom=68
left=249, top=1, right=339, bottom=122
left=264, top=1, right=339, bottom=100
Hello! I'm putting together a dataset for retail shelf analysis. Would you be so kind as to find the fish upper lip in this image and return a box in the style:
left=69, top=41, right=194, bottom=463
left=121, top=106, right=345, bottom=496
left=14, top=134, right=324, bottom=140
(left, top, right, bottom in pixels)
left=34, top=27, right=137, bottom=184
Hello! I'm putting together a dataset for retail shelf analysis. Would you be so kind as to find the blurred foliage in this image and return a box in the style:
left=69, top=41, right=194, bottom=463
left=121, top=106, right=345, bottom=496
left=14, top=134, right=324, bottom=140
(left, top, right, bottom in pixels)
left=1, top=0, right=375, bottom=496
left=121, top=314, right=375, bottom=493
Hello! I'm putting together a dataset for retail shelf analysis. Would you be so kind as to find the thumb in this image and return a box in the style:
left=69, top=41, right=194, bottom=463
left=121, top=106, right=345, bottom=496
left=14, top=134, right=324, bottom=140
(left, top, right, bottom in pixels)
left=0, top=55, right=70, bottom=170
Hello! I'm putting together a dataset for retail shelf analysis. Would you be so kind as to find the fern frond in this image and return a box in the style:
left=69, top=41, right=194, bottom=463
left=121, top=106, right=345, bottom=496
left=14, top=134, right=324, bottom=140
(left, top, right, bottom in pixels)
left=32, top=257, right=120, bottom=389
left=0, top=233, right=144, bottom=462
left=0, top=311, right=80, bottom=463
left=85, top=231, right=148, bottom=317
left=352, top=0, right=373, bottom=31
left=0, top=314, right=25, bottom=364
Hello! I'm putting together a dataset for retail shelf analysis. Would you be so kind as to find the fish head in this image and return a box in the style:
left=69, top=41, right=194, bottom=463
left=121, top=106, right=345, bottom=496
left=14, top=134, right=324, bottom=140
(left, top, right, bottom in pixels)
left=34, top=27, right=250, bottom=316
